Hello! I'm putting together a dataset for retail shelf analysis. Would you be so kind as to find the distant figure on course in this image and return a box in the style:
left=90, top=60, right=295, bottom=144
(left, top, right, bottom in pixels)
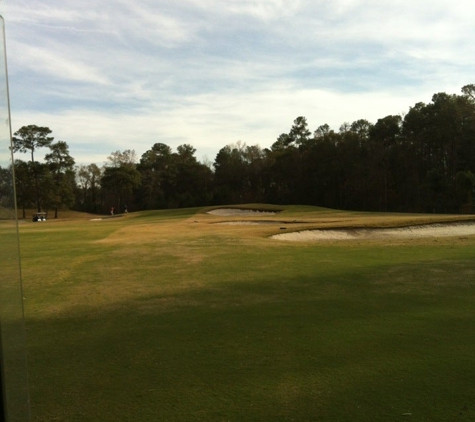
left=124, top=205, right=128, bottom=214
left=110, top=206, right=115, bottom=215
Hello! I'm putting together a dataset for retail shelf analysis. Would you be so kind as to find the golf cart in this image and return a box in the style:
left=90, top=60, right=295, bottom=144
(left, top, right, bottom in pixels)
left=32, top=212, right=47, bottom=222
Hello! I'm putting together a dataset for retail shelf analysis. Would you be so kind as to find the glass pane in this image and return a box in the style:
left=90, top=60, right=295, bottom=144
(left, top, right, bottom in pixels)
left=0, top=16, right=31, bottom=422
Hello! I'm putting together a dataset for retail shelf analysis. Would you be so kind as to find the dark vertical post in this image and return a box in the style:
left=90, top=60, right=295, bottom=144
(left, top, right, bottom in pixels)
left=1, top=326, right=5, bottom=422
left=0, top=16, right=30, bottom=422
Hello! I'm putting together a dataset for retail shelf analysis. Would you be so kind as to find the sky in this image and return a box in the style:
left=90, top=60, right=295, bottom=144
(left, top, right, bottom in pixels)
left=2, top=0, right=475, bottom=166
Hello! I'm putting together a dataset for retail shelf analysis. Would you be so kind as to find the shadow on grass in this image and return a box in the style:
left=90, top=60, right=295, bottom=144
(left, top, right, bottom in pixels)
left=25, top=263, right=475, bottom=422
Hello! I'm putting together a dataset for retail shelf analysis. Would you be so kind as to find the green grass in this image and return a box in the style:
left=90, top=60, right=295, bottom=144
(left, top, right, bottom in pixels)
left=15, top=206, right=475, bottom=421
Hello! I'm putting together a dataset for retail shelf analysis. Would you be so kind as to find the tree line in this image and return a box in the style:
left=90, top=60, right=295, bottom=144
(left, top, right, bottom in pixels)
left=2, top=84, right=475, bottom=217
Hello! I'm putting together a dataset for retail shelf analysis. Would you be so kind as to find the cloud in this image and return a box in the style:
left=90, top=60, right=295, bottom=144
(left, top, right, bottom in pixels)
left=12, top=40, right=110, bottom=85
left=4, top=0, right=475, bottom=166
left=11, top=83, right=435, bottom=166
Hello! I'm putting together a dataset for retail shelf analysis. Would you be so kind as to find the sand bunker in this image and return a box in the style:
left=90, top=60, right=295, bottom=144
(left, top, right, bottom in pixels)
left=208, top=209, right=475, bottom=241
left=207, top=208, right=277, bottom=216
left=217, top=221, right=281, bottom=225
left=272, top=222, right=475, bottom=241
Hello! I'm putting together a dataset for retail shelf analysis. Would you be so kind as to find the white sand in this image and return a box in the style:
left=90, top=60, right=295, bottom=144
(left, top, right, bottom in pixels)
left=207, top=209, right=277, bottom=216
left=208, top=209, right=475, bottom=240
left=272, top=222, right=475, bottom=241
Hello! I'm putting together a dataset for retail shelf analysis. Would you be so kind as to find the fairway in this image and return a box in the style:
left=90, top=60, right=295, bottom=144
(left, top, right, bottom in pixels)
left=14, top=206, right=475, bottom=421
